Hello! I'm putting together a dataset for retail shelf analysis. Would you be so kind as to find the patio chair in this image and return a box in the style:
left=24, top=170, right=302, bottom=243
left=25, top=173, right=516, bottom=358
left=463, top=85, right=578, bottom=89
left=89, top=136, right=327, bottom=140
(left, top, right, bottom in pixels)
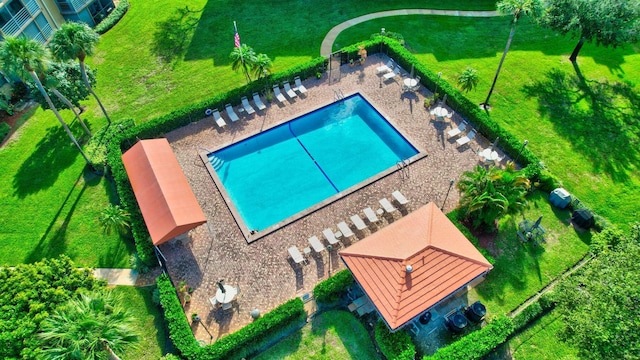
left=446, top=110, right=455, bottom=119
left=308, top=235, right=325, bottom=253
left=273, top=85, right=286, bottom=104
left=294, top=76, right=307, bottom=94
left=283, top=82, right=297, bottom=98
left=287, top=245, right=307, bottom=264
left=241, top=96, right=255, bottom=115
left=456, top=129, right=477, bottom=147
left=383, top=67, right=400, bottom=81
left=337, top=221, right=355, bottom=238
left=252, top=92, right=267, bottom=110
left=210, top=109, right=226, bottom=128
left=209, top=296, right=219, bottom=308
left=363, top=207, right=380, bottom=223
left=379, top=198, right=398, bottom=213
left=225, top=104, right=239, bottom=122
left=376, top=59, right=394, bottom=73
left=392, top=190, right=409, bottom=205
left=350, top=214, right=367, bottom=231
left=447, top=121, right=467, bottom=139
left=222, top=302, right=233, bottom=311
left=322, top=228, right=341, bottom=246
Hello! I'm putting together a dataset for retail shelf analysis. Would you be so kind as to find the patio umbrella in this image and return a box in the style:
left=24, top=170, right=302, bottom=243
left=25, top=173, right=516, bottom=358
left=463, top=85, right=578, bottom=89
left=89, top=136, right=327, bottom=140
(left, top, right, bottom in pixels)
left=410, top=64, right=414, bottom=79
left=491, top=137, right=500, bottom=151
left=532, top=215, right=543, bottom=230
left=442, top=93, right=447, bottom=105
left=217, top=280, right=226, bottom=293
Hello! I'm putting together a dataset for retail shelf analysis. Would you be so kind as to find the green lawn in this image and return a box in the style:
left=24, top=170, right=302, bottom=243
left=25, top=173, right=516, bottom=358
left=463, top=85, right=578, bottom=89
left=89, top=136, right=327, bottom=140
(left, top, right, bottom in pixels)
left=254, top=310, right=379, bottom=360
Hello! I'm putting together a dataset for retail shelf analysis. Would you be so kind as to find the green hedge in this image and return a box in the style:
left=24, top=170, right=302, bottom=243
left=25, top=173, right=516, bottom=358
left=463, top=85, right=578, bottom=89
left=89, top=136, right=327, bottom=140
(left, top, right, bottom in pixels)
left=313, top=269, right=354, bottom=304
left=447, top=210, right=495, bottom=265
left=0, top=122, right=10, bottom=143
left=428, top=316, right=514, bottom=360
left=95, top=0, right=129, bottom=34
left=157, top=274, right=200, bottom=359
left=374, top=320, right=416, bottom=360
left=512, top=292, right=556, bottom=332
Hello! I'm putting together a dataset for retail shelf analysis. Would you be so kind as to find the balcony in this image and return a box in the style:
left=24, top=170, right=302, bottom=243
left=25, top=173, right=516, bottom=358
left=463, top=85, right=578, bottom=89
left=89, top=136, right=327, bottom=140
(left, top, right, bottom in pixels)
left=58, top=0, right=92, bottom=13
left=1, top=0, right=41, bottom=37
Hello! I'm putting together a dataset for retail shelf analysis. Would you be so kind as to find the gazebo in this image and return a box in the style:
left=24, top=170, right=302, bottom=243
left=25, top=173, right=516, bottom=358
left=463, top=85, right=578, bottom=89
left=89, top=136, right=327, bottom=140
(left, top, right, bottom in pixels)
left=122, top=139, right=207, bottom=245
left=339, top=202, right=492, bottom=331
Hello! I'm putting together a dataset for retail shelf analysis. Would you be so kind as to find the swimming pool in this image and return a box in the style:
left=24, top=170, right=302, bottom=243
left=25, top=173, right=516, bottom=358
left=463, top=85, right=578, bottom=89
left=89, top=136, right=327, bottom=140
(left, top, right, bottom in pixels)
left=207, top=94, right=419, bottom=233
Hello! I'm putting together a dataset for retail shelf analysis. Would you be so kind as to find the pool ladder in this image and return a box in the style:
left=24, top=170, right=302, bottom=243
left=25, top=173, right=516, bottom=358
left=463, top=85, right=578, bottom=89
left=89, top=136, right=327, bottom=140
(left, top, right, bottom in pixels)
left=209, top=154, right=224, bottom=170
left=334, top=89, right=345, bottom=102
left=397, top=158, right=410, bottom=179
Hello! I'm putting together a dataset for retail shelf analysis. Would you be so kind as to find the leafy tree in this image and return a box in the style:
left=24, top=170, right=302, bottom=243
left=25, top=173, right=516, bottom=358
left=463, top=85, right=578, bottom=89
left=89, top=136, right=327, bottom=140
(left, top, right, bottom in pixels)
left=540, top=0, right=640, bottom=62
left=39, top=289, right=139, bottom=360
left=457, top=163, right=530, bottom=231
left=484, top=0, right=543, bottom=108
left=100, top=204, right=131, bottom=235
left=251, top=53, right=273, bottom=80
left=49, top=22, right=112, bottom=123
left=555, top=224, right=640, bottom=360
left=230, top=43, right=257, bottom=83
left=458, top=67, right=480, bottom=93
left=0, top=256, right=103, bottom=359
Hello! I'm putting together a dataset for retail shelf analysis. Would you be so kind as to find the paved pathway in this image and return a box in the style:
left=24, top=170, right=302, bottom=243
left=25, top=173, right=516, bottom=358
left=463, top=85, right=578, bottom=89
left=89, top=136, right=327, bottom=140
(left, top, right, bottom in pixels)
left=93, top=268, right=139, bottom=286
left=320, top=9, right=499, bottom=56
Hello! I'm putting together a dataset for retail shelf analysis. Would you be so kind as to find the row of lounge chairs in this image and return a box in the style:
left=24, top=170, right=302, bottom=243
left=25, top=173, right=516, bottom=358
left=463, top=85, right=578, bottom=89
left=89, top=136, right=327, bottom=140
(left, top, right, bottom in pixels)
left=272, top=76, right=307, bottom=105
left=377, top=58, right=401, bottom=81
left=447, top=120, right=477, bottom=147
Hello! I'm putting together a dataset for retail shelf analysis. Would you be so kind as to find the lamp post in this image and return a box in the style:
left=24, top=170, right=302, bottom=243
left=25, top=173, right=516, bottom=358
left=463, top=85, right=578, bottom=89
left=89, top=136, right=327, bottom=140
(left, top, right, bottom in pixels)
left=327, top=244, right=333, bottom=274
left=193, top=315, right=214, bottom=343
left=441, top=179, right=455, bottom=211
left=433, top=72, right=442, bottom=102
left=514, top=139, right=529, bottom=165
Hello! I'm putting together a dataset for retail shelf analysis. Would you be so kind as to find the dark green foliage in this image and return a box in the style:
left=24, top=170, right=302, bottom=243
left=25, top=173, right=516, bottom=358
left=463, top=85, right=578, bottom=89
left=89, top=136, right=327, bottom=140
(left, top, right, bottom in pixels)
left=428, top=316, right=514, bottom=360
left=446, top=210, right=495, bottom=264
left=0, top=121, right=10, bottom=142
left=512, top=302, right=543, bottom=331
left=521, top=163, right=562, bottom=193
left=0, top=255, right=104, bottom=359
left=374, top=320, right=416, bottom=360
left=29, top=61, right=96, bottom=111
left=589, top=226, right=624, bottom=254
left=313, top=269, right=354, bottom=304
left=94, top=0, right=130, bottom=35
left=157, top=274, right=200, bottom=359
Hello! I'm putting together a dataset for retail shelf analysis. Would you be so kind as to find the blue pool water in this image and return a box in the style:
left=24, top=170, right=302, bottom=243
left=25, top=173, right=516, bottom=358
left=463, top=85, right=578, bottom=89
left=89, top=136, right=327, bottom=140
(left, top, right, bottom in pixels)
left=208, top=94, right=418, bottom=231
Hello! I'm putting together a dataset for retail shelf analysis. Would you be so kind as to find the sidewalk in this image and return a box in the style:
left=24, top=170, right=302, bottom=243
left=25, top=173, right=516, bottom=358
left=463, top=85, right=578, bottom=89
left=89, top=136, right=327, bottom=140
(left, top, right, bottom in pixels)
left=93, top=268, right=139, bottom=286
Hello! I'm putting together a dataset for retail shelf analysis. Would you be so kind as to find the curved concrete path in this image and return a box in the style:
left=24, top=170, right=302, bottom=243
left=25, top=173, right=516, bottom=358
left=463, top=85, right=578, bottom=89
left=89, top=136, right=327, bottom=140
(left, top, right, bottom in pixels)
left=320, top=9, right=499, bottom=56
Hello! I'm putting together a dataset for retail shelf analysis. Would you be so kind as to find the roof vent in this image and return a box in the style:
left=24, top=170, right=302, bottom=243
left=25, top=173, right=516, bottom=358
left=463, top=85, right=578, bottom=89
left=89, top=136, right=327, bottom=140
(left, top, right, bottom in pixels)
left=405, top=265, right=413, bottom=273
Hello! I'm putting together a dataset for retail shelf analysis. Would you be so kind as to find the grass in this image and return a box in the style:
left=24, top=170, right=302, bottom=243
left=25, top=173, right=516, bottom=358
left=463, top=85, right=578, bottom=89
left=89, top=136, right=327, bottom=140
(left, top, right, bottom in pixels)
left=113, top=285, right=171, bottom=360
left=254, top=310, right=379, bottom=360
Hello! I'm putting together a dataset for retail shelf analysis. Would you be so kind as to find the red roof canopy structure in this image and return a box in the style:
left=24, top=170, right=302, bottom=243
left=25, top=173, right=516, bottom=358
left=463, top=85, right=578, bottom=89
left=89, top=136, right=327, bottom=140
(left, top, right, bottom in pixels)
left=340, top=202, right=492, bottom=330
left=122, top=139, right=206, bottom=246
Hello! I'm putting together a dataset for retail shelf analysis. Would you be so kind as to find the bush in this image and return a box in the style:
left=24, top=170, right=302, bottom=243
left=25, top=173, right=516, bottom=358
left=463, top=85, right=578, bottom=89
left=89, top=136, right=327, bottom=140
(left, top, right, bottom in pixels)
left=95, top=0, right=129, bottom=34
left=447, top=210, right=495, bottom=264
left=0, top=122, right=10, bottom=143
left=157, top=274, right=200, bottom=359
left=374, top=320, right=416, bottom=360
left=313, top=269, right=354, bottom=304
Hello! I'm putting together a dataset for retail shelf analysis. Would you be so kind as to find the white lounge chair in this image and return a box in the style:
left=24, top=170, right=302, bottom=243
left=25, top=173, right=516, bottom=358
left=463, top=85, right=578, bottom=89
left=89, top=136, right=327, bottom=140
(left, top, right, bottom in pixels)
left=350, top=215, right=367, bottom=231
left=383, top=67, right=400, bottom=81
left=273, top=86, right=286, bottom=104
left=308, top=235, right=325, bottom=253
left=252, top=92, right=266, bottom=110
left=377, top=59, right=394, bottom=73
left=211, top=109, right=226, bottom=128
left=456, top=129, right=477, bottom=147
left=225, top=104, right=239, bottom=122
left=379, top=198, right=397, bottom=213
left=392, top=190, right=409, bottom=205
left=288, top=246, right=306, bottom=264
left=294, top=76, right=307, bottom=94
left=337, top=221, right=355, bottom=238
left=241, top=96, right=255, bottom=115
left=283, top=82, right=297, bottom=98
left=363, top=207, right=380, bottom=223
left=322, top=228, right=341, bottom=246
left=447, top=121, right=467, bottom=138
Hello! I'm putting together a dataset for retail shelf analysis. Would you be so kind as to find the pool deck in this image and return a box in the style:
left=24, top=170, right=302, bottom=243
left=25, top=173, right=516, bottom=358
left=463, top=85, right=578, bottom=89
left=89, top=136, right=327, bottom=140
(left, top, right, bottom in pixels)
left=161, top=53, right=499, bottom=343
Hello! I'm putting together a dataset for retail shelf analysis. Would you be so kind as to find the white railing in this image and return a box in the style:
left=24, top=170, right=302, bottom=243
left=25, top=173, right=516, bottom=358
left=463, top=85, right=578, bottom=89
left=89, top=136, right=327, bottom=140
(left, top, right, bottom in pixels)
left=69, top=0, right=92, bottom=11
left=24, top=0, right=40, bottom=15
left=1, top=0, right=41, bottom=36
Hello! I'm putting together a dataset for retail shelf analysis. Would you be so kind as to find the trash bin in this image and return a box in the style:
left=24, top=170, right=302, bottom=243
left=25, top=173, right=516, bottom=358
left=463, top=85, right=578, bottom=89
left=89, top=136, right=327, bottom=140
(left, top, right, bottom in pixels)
left=549, top=188, right=571, bottom=209
left=572, top=208, right=595, bottom=229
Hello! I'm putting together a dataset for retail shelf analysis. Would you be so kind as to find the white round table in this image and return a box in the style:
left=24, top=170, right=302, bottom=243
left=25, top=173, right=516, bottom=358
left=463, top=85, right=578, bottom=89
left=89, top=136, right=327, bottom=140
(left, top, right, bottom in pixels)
left=403, top=78, right=418, bottom=88
left=479, top=148, right=500, bottom=162
left=433, top=107, right=448, bottom=118
left=215, top=285, right=238, bottom=304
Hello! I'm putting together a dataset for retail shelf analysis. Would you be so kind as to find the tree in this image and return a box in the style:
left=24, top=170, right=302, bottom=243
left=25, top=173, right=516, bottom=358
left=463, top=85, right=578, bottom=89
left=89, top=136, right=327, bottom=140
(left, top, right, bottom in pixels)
left=457, top=163, right=530, bottom=231
left=483, top=0, right=543, bottom=108
left=230, top=44, right=257, bottom=83
left=555, top=224, right=640, bottom=360
left=39, top=290, right=139, bottom=360
left=540, top=0, right=640, bottom=62
left=458, top=67, right=480, bottom=93
left=50, top=21, right=112, bottom=123
left=0, top=36, right=91, bottom=164
left=100, top=204, right=131, bottom=235
left=251, top=53, right=273, bottom=80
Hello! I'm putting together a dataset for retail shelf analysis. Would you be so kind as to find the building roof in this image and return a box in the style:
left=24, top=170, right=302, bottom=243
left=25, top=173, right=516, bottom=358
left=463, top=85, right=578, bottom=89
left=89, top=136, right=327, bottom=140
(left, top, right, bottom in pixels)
left=339, top=202, right=492, bottom=330
left=122, top=139, right=207, bottom=245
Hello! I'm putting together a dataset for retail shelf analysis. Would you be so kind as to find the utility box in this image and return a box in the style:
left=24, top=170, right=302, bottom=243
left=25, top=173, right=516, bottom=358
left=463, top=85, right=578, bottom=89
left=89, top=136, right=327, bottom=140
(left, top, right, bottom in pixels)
left=549, top=188, right=571, bottom=209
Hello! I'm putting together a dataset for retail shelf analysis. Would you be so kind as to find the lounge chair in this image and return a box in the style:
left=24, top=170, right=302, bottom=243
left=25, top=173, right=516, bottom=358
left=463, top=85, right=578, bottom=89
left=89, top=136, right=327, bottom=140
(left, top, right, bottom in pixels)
left=379, top=198, right=397, bottom=213
left=377, top=59, right=394, bottom=73
left=225, top=104, right=239, bottom=122
left=308, top=235, right=325, bottom=253
left=447, top=121, right=467, bottom=138
left=283, top=82, right=297, bottom=98
left=392, top=190, right=409, bottom=205
left=211, top=109, right=226, bottom=128
left=363, top=207, right=380, bottom=223
left=288, top=246, right=307, bottom=264
left=294, top=76, right=307, bottom=94
left=383, top=67, right=400, bottom=81
left=273, top=86, right=286, bottom=104
left=350, top=214, right=367, bottom=230
left=252, top=92, right=267, bottom=110
left=241, top=96, right=255, bottom=115
left=456, top=129, right=477, bottom=147
left=322, top=228, right=341, bottom=246
left=337, top=221, right=355, bottom=238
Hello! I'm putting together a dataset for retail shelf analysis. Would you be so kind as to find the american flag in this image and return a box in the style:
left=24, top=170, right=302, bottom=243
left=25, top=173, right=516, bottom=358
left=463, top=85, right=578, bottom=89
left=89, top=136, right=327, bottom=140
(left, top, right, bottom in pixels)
left=234, top=21, right=241, bottom=48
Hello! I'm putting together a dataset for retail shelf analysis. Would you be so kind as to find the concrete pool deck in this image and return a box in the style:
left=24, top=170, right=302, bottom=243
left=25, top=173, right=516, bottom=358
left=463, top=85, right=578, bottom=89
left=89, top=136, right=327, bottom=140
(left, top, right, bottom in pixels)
left=161, top=54, right=498, bottom=343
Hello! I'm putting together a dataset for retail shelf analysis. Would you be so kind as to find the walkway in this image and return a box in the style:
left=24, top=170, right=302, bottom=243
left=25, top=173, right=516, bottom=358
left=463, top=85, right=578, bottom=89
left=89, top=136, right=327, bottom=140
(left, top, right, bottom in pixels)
left=320, top=9, right=499, bottom=56
left=93, top=268, right=139, bottom=286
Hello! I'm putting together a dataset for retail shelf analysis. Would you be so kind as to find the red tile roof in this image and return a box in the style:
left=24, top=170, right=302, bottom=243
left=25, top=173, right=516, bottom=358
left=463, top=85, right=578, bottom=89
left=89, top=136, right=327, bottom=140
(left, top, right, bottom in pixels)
left=340, top=202, right=492, bottom=330
left=122, top=139, right=207, bottom=245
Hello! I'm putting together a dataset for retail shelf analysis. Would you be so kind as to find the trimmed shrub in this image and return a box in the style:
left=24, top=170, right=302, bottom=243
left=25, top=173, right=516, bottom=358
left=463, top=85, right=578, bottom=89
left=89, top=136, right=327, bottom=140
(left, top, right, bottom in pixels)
left=157, top=274, right=200, bottom=359
left=313, top=269, right=354, bottom=304
left=0, top=122, right=10, bottom=143
left=374, top=320, right=416, bottom=360
left=95, top=0, right=129, bottom=34
left=447, top=209, right=495, bottom=264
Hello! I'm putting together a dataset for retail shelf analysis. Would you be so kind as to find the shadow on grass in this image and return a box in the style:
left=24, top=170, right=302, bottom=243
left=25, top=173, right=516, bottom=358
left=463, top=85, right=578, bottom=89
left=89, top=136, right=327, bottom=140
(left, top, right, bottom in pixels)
left=521, top=67, right=640, bottom=183
left=151, top=6, right=202, bottom=66
left=137, top=285, right=174, bottom=356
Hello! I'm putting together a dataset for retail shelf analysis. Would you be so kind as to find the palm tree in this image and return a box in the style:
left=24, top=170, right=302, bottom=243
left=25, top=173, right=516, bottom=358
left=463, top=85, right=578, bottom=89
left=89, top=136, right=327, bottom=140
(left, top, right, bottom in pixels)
left=50, top=22, right=111, bottom=124
left=483, top=0, right=543, bottom=108
left=458, top=67, right=480, bottom=93
left=100, top=204, right=131, bottom=235
left=0, top=36, right=91, bottom=164
left=230, top=44, right=256, bottom=83
left=39, top=290, right=139, bottom=360
left=251, top=53, right=272, bottom=80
